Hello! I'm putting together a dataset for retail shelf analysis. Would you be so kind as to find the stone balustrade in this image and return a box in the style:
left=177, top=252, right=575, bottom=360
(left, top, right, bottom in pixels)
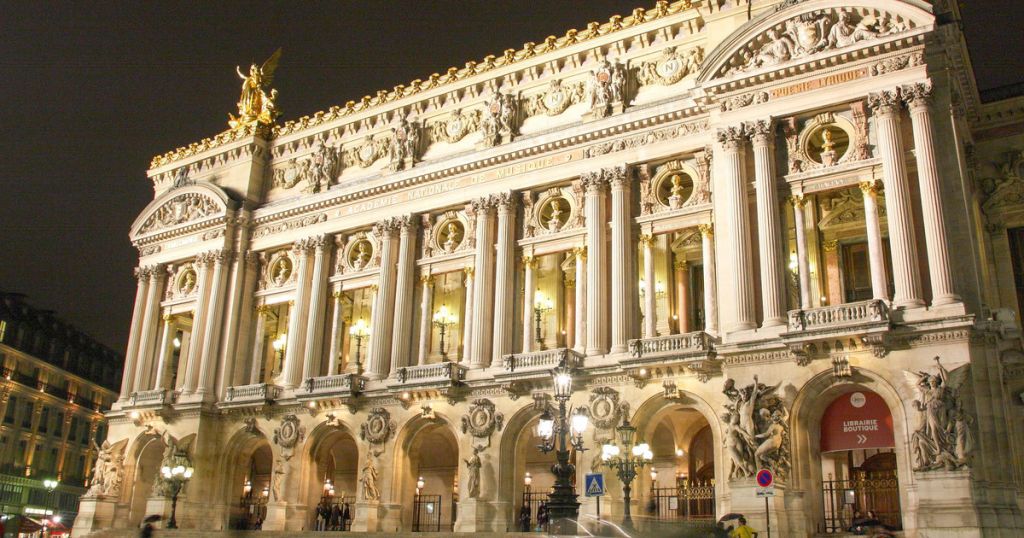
left=300, top=374, right=365, bottom=398
left=787, top=299, right=888, bottom=332
left=627, top=331, right=713, bottom=361
left=393, top=361, right=466, bottom=386
left=223, top=383, right=282, bottom=404
left=501, top=348, right=582, bottom=374
left=128, top=388, right=170, bottom=408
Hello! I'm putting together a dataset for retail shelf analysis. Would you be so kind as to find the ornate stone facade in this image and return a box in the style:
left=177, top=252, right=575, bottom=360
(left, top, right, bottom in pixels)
left=85, top=1, right=1024, bottom=536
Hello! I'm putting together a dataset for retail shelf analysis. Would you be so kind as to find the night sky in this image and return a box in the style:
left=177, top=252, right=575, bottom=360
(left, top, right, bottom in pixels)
left=1, top=1, right=1020, bottom=354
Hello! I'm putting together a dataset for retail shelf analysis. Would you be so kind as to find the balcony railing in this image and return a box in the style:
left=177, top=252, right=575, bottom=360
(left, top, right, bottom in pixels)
left=128, top=389, right=170, bottom=407
left=223, top=383, right=282, bottom=405
left=501, top=348, right=581, bottom=374
left=299, top=373, right=365, bottom=399
left=627, top=331, right=713, bottom=360
left=788, top=299, right=888, bottom=332
left=0, top=368, right=105, bottom=411
left=393, top=361, right=466, bottom=386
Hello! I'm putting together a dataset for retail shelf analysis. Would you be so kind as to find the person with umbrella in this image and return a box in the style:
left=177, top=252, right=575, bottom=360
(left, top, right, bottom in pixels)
left=140, top=515, right=161, bottom=538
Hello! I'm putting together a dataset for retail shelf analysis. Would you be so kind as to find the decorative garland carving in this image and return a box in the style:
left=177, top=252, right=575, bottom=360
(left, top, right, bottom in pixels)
left=138, top=193, right=221, bottom=234
left=360, top=407, right=396, bottom=445
left=588, top=387, right=629, bottom=431
left=273, top=414, right=306, bottom=450
left=273, top=139, right=340, bottom=194
left=524, top=79, right=587, bottom=117
left=430, top=108, right=481, bottom=144
left=461, top=398, right=504, bottom=445
left=637, top=46, right=704, bottom=86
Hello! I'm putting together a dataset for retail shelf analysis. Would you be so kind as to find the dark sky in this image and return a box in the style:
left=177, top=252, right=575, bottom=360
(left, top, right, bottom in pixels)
left=0, top=1, right=1019, bottom=353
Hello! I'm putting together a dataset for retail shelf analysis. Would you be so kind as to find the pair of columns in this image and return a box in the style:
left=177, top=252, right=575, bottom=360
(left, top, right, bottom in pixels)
left=638, top=225, right=719, bottom=337
left=716, top=82, right=956, bottom=334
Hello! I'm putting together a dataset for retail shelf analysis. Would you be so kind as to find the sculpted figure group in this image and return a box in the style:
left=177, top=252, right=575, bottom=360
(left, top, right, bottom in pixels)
left=721, top=376, right=791, bottom=480
left=905, top=358, right=974, bottom=471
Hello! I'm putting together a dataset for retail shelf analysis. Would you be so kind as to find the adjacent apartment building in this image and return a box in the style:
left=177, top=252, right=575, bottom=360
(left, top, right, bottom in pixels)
left=0, top=293, right=121, bottom=531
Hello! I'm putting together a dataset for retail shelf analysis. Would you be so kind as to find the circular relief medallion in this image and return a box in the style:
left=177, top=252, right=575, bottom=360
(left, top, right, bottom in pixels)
left=544, top=90, right=566, bottom=114
left=850, top=392, right=867, bottom=408
left=271, top=257, right=292, bottom=286
left=540, top=196, right=569, bottom=232
left=597, top=70, right=611, bottom=83
left=446, top=117, right=464, bottom=139
left=178, top=268, right=197, bottom=295
left=361, top=409, right=394, bottom=444
left=659, top=58, right=681, bottom=78
left=357, top=141, right=376, bottom=167
left=437, top=220, right=464, bottom=253
left=806, top=124, right=850, bottom=165
left=349, top=240, right=373, bottom=270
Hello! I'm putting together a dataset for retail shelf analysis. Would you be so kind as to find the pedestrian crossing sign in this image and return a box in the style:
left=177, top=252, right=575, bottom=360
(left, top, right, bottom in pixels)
left=585, top=473, right=605, bottom=497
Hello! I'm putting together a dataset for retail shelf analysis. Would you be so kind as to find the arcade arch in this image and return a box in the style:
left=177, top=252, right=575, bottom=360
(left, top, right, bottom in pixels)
left=222, top=430, right=273, bottom=530
left=392, top=417, right=461, bottom=532
left=304, top=424, right=360, bottom=530
left=124, top=433, right=166, bottom=527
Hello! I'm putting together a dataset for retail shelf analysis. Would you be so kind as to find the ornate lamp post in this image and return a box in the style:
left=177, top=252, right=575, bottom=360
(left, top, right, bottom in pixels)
left=43, top=478, right=58, bottom=529
left=536, top=358, right=589, bottom=532
left=533, top=291, right=554, bottom=349
left=271, top=332, right=287, bottom=375
left=601, top=416, right=653, bottom=527
left=160, top=449, right=194, bottom=529
left=431, top=305, right=457, bottom=360
left=349, top=318, right=370, bottom=372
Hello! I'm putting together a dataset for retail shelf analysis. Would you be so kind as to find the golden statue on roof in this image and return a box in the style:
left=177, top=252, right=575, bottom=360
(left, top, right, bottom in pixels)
left=228, top=48, right=282, bottom=130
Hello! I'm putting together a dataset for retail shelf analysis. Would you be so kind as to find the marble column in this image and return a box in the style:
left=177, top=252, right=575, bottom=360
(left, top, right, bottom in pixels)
left=583, top=170, right=610, bottom=355
left=492, top=193, right=516, bottom=361
left=675, top=260, right=690, bottom=333
left=573, top=246, right=587, bottom=354
left=230, top=251, right=260, bottom=388
left=717, top=126, right=757, bottom=331
left=470, top=200, right=496, bottom=368
left=281, top=240, right=314, bottom=388
left=417, top=274, right=434, bottom=366
left=522, top=256, right=537, bottom=354
left=183, top=254, right=213, bottom=393
left=197, top=249, right=230, bottom=395
left=609, top=165, right=634, bottom=352
left=132, top=264, right=165, bottom=393
left=860, top=181, right=890, bottom=301
left=699, top=224, right=719, bottom=334
left=326, top=293, right=343, bottom=376
left=461, top=267, right=475, bottom=363
left=904, top=82, right=960, bottom=305
left=749, top=120, right=786, bottom=326
left=564, top=272, right=575, bottom=349
left=868, top=90, right=924, bottom=308
left=791, top=195, right=813, bottom=310
left=641, top=233, right=657, bottom=338
left=302, top=236, right=332, bottom=380
left=822, top=241, right=843, bottom=305
left=390, top=216, right=417, bottom=372
left=367, top=220, right=399, bottom=379
left=151, top=315, right=174, bottom=390
left=249, top=305, right=269, bottom=384
left=118, top=267, right=150, bottom=400
left=216, top=216, right=253, bottom=397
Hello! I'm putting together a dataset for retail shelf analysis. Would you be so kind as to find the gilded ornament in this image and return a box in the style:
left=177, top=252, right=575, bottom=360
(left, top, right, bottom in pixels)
left=229, top=48, right=282, bottom=130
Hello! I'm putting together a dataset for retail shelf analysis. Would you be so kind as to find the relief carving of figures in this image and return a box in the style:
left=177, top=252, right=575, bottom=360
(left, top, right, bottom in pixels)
left=721, top=377, right=791, bottom=480
left=139, top=193, right=220, bottom=234
left=589, top=58, right=627, bottom=118
left=343, top=136, right=389, bottom=169
left=905, top=357, right=974, bottom=471
left=462, top=399, right=505, bottom=445
left=463, top=446, right=482, bottom=499
left=521, top=191, right=537, bottom=238
left=360, top=450, right=383, bottom=501
left=85, top=440, right=126, bottom=498
left=360, top=408, right=396, bottom=445
left=273, top=139, right=340, bottom=194
left=729, top=10, right=907, bottom=75
left=690, top=149, right=713, bottom=205
left=481, top=91, right=518, bottom=147
left=637, top=46, right=704, bottom=86
left=389, top=116, right=420, bottom=172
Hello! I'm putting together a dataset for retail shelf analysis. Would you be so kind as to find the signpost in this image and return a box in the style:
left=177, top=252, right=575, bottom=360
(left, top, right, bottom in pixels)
left=585, top=473, right=605, bottom=520
left=756, top=469, right=774, bottom=538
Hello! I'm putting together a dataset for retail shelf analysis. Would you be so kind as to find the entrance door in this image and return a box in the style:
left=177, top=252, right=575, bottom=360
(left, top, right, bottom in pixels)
left=819, top=391, right=902, bottom=533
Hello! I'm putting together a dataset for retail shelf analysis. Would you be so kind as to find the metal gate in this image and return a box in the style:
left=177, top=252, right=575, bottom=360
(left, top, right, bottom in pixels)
left=413, top=493, right=442, bottom=532
left=314, top=494, right=355, bottom=531
left=821, top=473, right=901, bottom=533
left=651, top=481, right=716, bottom=520
left=518, top=491, right=550, bottom=532
left=235, top=494, right=268, bottom=530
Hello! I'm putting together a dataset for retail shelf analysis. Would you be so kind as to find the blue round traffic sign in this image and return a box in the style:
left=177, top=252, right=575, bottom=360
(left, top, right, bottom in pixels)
left=756, top=469, right=773, bottom=487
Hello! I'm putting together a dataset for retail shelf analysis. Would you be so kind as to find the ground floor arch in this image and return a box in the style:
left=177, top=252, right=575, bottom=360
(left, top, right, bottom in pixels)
left=124, top=433, right=166, bottom=528
left=392, top=417, right=461, bottom=532
left=222, top=431, right=273, bottom=530
left=304, top=424, right=359, bottom=530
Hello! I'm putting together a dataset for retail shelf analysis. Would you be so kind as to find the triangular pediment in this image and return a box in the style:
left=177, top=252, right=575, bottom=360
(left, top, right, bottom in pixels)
left=130, top=182, right=235, bottom=240
left=698, top=0, right=933, bottom=84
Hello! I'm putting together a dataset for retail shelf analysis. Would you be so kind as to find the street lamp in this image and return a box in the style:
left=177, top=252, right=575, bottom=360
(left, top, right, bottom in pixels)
left=601, top=415, right=653, bottom=527
left=431, top=305, right=458, bottom=360
left=524, top=472, right=532, bottom=493
left=349, top=318, right=370, bottom=372
left=416, top=476, right=425, bottom=496
left=160, top=449, right=194, bottom=529
left=533, top=291, right=554, bottom=349
left=43, top=479, right=58, bottom=526
left=536, top=356, right=588, bottom=532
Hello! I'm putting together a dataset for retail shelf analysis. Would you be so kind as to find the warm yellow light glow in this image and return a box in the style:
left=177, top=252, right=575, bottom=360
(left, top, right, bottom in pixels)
left=349, top=318, right=370, bottom=337
left=272, top=333, right=287, bottom=351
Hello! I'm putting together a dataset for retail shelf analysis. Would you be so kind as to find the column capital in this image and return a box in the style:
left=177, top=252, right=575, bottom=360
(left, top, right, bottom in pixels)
left=470, top=195, right=496, bottom=213
left=823, top=239, right=839, bottom=252
left=581, top=165, right=626, bottom=191
left=639, top=233, right=654, bottom=246
left=332, top=290, right=342, bottom=300
left=867, top=89, right=903, bottom=116
left=463, top=265, right=475, bottom=277
left=162, top=313, right=172, bottom=322
left=674, top=259, right=689, bottom=269
left=789, top=194, right=807, bottom=208
left=698, top=223, right=714, bottom=238
left=256, top=303, right=272, bottom=314
left=491, top=191, right=516, bottom=213
left=572, top=245, right=587, bottom=260
left=901, top=81, right=933, bottom=111
left=858, top=180, right=881, bottom=195
left=745, top=119, right=774, bottom=147
left=372, top=217, right=402, bottom=237
left=393, top=214, right=417, bottom=235
left=419, top=273, right=434, bottom=285
left=521, top=255, right=538, bottom=269
left=716, top=125, right=747, bottom=151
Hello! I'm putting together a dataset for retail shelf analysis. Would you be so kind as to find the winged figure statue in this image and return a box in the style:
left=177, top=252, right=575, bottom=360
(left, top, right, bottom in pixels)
left=229, top=48, right=282, bottom=129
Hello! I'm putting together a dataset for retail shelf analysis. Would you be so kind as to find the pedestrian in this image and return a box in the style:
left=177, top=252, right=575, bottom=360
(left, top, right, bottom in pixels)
left=729, top=516, right=757, bottom=538
left=536, top=502, right=548, bottom=532
left=519, top=503, right=531, bottom=532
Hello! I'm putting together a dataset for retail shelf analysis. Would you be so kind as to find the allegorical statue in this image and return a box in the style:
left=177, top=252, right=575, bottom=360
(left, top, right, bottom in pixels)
left=721, top=377, right=791, bottom=479
left=86, top=440, right=125, bottom=497
left=229, top=48, right=282, bottom=130
left=464, top=446, right=483, bottom=499
left=904, top=357, right=974, bottom=471
left=360, top=450, right=382, bottom=501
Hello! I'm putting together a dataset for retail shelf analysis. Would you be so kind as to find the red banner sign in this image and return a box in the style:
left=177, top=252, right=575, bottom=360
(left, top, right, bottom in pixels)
left=820, top=391, right=894, bottom=453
